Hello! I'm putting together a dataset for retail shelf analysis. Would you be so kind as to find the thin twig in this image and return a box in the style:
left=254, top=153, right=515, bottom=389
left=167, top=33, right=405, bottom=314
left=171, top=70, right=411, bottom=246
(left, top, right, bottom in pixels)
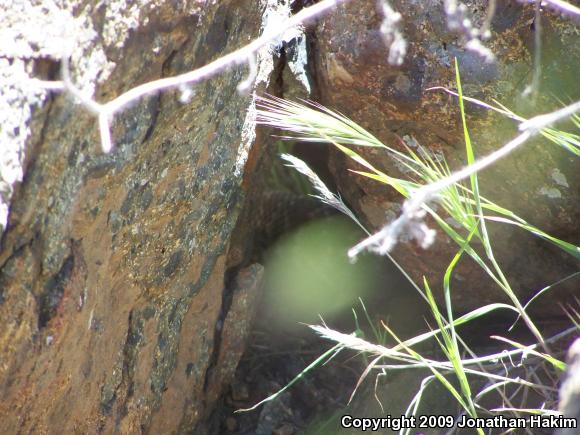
left=28, top=79, right=65, bottom=91
left=527, top=0, right=542, bottom=102
left=103, top=0, right=351, bottom=115
left=280, top=153, right=424, bottom=296
left=480, top=0, right=497, bottom=37
left=518, top=0, right=580, bottom=19
left=61, top=54, right=103, bottom=115
left=519, top=99, right=580, bottom=132
left=35, top=0, right=353, bottom=153
left=349, top=98, right=580, bottom=258
left=545, top=0, right=580, bottom=17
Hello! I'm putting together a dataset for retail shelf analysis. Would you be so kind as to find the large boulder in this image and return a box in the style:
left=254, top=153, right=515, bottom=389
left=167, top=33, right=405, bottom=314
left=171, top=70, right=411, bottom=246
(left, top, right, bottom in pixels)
left=312, top=0, right=579, bottom=315
left=0, top=0, right=279, bottom=432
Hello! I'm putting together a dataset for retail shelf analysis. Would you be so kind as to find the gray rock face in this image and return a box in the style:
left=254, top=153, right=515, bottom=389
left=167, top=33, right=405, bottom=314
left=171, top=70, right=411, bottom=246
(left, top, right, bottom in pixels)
left=312, top=0, right=579, bottom=315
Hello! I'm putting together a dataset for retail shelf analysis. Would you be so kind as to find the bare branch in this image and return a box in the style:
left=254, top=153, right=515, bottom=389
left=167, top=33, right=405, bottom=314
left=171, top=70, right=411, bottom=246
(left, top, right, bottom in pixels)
left=28, top=79, right=65, bottom=91
left=60, top=54, right=103, bottom=115
left=523, top=0, right=543, bottom=101
left=519, top=99, right=580, bottom=132
left=34, top=0, right=353, bottom=153
left=236, top=54, right=258, bottom=94
left=377, top=1, right=407, bottom=66
left=349, top=99, right=580, bottom=258
left=518, top=0, right=580, bottom=19
left=98, top=112, right=113, bottom=154
left=102, top=0, right=351, bottom=115
left=480, top=0, right=497, bottom=37
left=545, top=0, right=580, bottom=17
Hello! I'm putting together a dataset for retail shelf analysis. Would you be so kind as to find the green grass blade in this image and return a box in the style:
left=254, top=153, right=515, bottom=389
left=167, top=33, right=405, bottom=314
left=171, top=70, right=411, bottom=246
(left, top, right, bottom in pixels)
left=235, top=343, right=343, bottom=413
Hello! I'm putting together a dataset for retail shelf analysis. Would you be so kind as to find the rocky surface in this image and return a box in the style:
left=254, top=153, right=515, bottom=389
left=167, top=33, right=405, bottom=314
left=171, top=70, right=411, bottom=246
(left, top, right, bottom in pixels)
left=0, top=0, right=277, bottom=433
left=0, top=0, right=578, bottom=433
left=311, top=0, right=579, bottom=315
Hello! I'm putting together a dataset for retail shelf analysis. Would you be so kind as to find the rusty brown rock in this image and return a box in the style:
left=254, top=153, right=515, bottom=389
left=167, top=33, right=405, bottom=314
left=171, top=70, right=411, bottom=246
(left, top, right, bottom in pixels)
left=0, top=0, right=272, bottom=433
left=203, top=264, right=264, bottom=409
left=312, top=0, right=579, bottom=315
